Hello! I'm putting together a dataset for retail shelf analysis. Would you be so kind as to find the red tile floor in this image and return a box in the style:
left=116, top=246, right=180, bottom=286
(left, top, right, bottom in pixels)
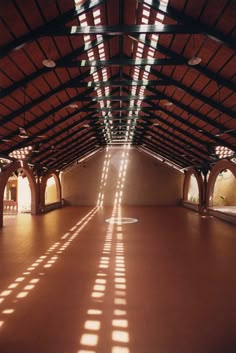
left=0, top=206, right=236, bottom=353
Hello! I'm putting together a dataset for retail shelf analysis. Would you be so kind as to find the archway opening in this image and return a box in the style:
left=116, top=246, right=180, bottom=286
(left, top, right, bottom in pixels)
left=3, top=170, right=32, bottom=216
left=18, top=174, right=31, bottom=213
left=3, top=173, right=18, bottom=215
left=212, top=169, right=236, bottom=207
left=45, top=175, right=59, bottom=205
left=187, top=174, right=199, bottom=204
left=3, top=169, right=32, bottom=226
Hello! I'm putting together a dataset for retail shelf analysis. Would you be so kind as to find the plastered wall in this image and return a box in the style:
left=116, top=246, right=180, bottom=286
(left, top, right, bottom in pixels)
left=213, top=170, right=236, bottom=206
left=45, top=184, right=58, bottom=204
left=62, top=147, right=184, bottom=206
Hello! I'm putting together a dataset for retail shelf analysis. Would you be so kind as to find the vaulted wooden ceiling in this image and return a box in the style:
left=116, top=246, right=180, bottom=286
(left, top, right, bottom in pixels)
left=0, top=0, right=236, bottom=173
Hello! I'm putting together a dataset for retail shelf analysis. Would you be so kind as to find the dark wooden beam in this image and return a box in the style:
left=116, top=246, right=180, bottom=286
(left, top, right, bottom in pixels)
left=141, top=0, right=236, bottom=51
left=68, top=79, right=172, bottom=88
left=57, top=57, right=185, bottom=67
left=44, top=24, right=202, bottom=36
left=0, top=0, right=104, bottom=58
left=0, top=36, right=107, bottom=100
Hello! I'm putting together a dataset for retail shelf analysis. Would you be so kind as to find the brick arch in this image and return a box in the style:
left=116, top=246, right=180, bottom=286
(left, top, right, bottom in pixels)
left=40, top=170, right=61, bottom=210
left=0, top=160, right=38, bottom=227
left=183, top=168, right=203, bottom=206
left=206, top=160, right=236, bottom=207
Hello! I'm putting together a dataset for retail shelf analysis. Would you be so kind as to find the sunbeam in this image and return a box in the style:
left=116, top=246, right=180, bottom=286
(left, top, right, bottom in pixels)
left=77, top=145, right=131, bottom=353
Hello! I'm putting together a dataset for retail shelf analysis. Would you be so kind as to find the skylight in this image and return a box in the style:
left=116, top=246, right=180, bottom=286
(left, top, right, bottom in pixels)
left=127, top=0, right=170, bottom=146
left=75, top=4, right=114, bottom=144
left=9, top=146, right=32, bottom=160
left=215, top=146, right=235, bottom=159
left=93, top=9, right=101, bottom=17
left=74, top=0, right=170, bottom=146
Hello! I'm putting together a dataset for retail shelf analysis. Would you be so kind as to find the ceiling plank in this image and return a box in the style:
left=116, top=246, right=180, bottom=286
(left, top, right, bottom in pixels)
left=141, top=0, right=236, bottom=50
left=129, top=34, right=236, bottom=92
left=0, top=36, right=107, bottom=100
left=0, top=0, right=104, bottom=58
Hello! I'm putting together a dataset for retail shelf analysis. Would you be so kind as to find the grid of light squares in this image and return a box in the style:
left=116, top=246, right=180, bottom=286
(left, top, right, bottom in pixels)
left=78, top=4, right=112, bottom=144
left=127, top=0, right=169, bottom=144
left=215, top=146, right=235, bottom=159
left=9, top=146, right=32, bottom=160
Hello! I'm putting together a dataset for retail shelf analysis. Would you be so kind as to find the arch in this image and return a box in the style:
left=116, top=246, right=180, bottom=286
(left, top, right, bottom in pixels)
left=0, top=160, right=38, bottom=227
left=183, top=168, right=203, bottom=204
left=183, top=168, right=204, bottom=212
left=206, top=160, right=236, bottom=208
left=40, top=169, right=61, bottom=212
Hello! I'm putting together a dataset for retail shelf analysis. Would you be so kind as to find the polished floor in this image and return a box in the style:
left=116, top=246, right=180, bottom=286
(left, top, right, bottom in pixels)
left=0, top=206, right=236, bottom=353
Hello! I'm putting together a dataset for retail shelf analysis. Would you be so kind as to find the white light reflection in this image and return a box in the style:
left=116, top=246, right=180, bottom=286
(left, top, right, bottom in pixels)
left=77, top=146, right=130, bottom=353
left=80, top=333, right=98, bottom=346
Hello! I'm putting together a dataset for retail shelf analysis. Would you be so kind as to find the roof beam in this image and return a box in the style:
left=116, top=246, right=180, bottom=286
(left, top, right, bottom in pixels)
left=78, top=94, right=163, bottom=101
left=0, top=0, right=104, bottom=58
left=132, top=69, right=236, bottom=139
left=3, top=98, right=96, bottom=154
left=32, top=114, right=99, bottom=156
left=76, top=107, right=155, bottom=112
left=57, top=57, right=185, bottom=67
left=134, top=129, right=206, bottom=165
left=114, top=86, right=235, bottom=152
left=128, top=120, right=206, bottom=159
left=144, top=117, right=210, bottom=154
left=3, top=85, right=121, bottom=154
left=152, top=88, right=236, bottom=140
left=44, top=24, right=202, bottom=36
left=46, top=142, right=96, bottom=169
left=0, top=36, right=107, bottom=100
left=137, top=146, right=184, bottom=169
left=91, top=115, right=145, bottom=121
left=151, top=71, right=235, bottom=118
left=0, top=68, right=102, bottom=127
left=133, top=116, right=211, bottom=159
left=141, top=139, right=191, bottom=167
left=58, top=146, right=104, bottom=171
left=38, top=130, right=106, bottom=168
left=137, top=60, right=236, bottom=118
left=141, top=0, right=236, bottom=51
left=50, top=144, right=101, bottom=170
left=128, top=34, right=236, bottom=93
left=141, top=86, right=236, bottom=150
left=56, top=146, right=101, bottom=170
left=68, top=79, right=172, bottom=88
left=134, top=133, right=189, bottom=167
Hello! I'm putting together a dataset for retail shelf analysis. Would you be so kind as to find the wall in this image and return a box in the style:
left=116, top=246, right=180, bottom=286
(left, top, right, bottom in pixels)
left=62, top=147, right=184, bottom=206
left=187, top=174, right=199, bottom=204
left=213, top=170, right=236, bottom=206
left=17, top=176, right=31, bottom=212
left=45, top=177, right=58, bottom=204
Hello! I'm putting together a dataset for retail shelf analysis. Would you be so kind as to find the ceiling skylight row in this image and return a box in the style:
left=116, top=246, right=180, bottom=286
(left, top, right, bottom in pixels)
left=215, top=146, right=235, bottom=159
left=77, top=4, right=113, bottom=144
left=121, top=4, right=153, bottom=143
left=127, top=0, right=170, bottom=146
left=9, top=146, right=32, bottom=160
left=125, top=4, right=151, bottom=143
